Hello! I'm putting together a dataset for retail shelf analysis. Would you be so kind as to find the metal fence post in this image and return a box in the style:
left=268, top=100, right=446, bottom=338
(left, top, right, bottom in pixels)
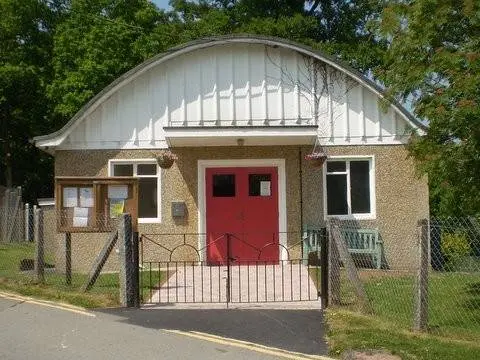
left=320, top=228, right=329, bottom=307
left=131, top=231, right=140, bottom=308
left=65, top=232, right=72, bottom=286
left=34, top=208, right=45, bottom=283
left=226, top=233, right=231, bottom=305
left=118, top=213, right=134, bottom=307
left=24, top=203, right=30, bottom=242
left=414, top=219, right=430, bottom=331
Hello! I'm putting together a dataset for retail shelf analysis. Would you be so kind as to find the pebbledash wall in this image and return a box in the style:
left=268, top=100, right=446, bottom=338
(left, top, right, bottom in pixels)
left=52, top=144, right=428, bottom=272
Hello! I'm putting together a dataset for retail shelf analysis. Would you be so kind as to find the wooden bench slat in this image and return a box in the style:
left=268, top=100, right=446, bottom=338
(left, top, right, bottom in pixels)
left=303, top=226, right=383, bottom=269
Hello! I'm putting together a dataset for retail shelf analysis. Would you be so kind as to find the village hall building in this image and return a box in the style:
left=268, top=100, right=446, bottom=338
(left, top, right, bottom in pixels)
left=34, top=35, right=429, bottom=272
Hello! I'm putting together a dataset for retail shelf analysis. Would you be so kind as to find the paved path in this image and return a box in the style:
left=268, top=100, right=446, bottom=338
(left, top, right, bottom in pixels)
left=0, top=293, right=329, bottom=359
left=148, top=263, right=319, bottom=305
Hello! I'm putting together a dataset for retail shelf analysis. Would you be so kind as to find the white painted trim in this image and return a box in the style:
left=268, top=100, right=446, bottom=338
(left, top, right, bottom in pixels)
left=107, top=158, right=162, bottom=223
left=55, top=136, right=410, bottom=151
left=165, top=127, right=318, bottom=138
left=322, top=155, right=376, bottom=220
left=138, top=218, right=162, bottom=224
left=197, top=159, right=287, bottom=261
left=57, top=140, right=169, bottom=151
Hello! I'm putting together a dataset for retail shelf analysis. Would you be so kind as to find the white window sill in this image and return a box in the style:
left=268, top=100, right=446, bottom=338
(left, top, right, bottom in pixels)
left=325, top=214, right=376, bottom=221
left=138, top=218, right=162, bottom=224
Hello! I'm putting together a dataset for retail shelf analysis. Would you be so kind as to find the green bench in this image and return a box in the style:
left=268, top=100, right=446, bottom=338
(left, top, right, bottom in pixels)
left=302, top=226, right=326, bottom=264
left=302, top=226, right=383, bottom=269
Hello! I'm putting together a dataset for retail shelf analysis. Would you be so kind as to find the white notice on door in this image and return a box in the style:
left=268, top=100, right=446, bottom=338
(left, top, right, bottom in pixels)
left=260, top=181, right=271, bottom=196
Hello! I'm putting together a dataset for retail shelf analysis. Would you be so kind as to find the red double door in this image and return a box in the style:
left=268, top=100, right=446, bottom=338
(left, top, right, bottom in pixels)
left=205, top=167, right=279, bottom=265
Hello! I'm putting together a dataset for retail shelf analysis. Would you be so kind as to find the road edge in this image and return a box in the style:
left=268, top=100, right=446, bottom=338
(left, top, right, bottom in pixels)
left=0, top=291, right=95, bottom=317
left=164, top=329, right=335, bottom=360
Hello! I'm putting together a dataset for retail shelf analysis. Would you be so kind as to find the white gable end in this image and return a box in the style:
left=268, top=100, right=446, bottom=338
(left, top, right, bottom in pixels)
left=36, top=37, right=422, bottom=151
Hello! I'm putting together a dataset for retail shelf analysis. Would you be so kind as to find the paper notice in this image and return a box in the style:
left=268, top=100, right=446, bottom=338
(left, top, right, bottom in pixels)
left=79, top=187, right=94, bottom=207
left=63, top=187, right=78, bottom=207
left=72, top=207, right=89, bottom=227
left=108, top=185, right=128, bottom=199
left=73, top=207, right=89, bottom=218
left=109, top=199, right=125, bottom=218
left=260, top=181, right=271, bottom=196
left=73, top=216, right=88, bottom=227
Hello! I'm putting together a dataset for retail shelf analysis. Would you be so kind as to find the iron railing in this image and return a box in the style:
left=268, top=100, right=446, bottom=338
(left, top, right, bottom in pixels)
left=139, top=231, right=327, bottom=304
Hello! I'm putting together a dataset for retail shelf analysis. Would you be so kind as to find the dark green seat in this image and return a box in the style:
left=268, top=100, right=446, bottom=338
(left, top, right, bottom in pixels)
left=302, top=226, right=383, bottom=269
left=340, top=228, right=382, bottom=269
left=302, top=226, right=325, bottom=263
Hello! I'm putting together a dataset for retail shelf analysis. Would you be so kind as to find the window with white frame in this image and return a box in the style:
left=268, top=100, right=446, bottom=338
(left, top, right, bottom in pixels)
left=109, top=160, right=160, bottom=221
left=325, top=158, right=374, bottom=218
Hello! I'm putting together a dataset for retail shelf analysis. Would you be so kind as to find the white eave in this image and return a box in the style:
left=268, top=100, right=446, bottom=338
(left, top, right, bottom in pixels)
left=34, top=137, right=65, bottom=153
left=164, top=126, right=319, bottom=147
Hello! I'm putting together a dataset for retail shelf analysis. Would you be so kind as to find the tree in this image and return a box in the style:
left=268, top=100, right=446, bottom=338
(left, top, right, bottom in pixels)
left=164, top=0, right=387, bottom=73
left=0, top=0, right=59, bottom=200
left=377, top=0, right=480, bottom=216
left=48, top=0, right=163, bottom=120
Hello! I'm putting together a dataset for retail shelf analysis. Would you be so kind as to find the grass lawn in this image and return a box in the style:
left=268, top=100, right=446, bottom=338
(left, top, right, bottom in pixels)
left=326, top=268, right=480, bottom=359
left=326, top=309, right=480, bottom=360
left=361, top=271, right=480, bottom=341
left=0, top=242, right=167, bottom=308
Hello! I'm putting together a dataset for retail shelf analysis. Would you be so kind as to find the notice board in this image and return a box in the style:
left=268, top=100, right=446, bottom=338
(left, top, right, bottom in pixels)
left=55, top=177, right=138, bottom=232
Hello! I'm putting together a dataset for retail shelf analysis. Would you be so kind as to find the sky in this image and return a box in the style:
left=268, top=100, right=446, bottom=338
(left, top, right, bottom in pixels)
left=151, top=0, right=171, bottom=10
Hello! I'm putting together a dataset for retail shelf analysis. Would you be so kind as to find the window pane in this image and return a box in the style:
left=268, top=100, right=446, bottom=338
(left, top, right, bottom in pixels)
left=327, top=161, right=346, bottom=173
left=213, top=174, right=235, bottom=197
left=113, top=164, right=133, bottom=176
left=137, top=164, right=157, bottom=175
left=139, top=178, right=157, bottom=218
left=327, top=174, right=348, bottom=215
left=249, top=174, right=271, bottom=196
left=350, top=161, right=370, bottom=214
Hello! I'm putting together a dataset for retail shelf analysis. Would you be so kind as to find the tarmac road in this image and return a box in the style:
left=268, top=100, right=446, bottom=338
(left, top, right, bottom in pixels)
left=0, top=294, right=329, bottom=360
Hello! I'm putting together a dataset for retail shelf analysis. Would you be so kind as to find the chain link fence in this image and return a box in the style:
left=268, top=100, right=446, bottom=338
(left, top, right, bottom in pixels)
left=0, top=207, right=125, bottom=307
left=3, top=201, right=479, bottom=325
left=328, top=217, right=480, bottom=341
left=0, top=187, right=26, bottom=243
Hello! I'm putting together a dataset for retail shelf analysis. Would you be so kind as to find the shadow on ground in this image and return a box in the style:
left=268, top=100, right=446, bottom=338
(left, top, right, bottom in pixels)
left=96, top=307, right=328, bottom=355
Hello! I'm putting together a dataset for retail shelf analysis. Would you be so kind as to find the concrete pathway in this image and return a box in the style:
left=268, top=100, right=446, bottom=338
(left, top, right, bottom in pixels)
left=147, top=263, right=320, bottom=307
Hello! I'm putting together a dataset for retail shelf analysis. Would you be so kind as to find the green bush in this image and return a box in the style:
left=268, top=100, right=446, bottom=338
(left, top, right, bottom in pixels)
left=441, top=232, right=471, bottom=269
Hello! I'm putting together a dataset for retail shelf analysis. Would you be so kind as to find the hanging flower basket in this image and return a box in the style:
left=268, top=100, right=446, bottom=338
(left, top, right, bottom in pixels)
left=305, top=152, right=328, bottom=167
left=155, top=150, right=178, bottom=169
left=305, top=139, right=327, bottom=168
left=305, top=138, right=327, bottom=168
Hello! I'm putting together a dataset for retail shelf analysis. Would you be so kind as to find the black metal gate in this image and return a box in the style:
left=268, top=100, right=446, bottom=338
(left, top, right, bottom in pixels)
left=139, top=231, right=327, bottom=305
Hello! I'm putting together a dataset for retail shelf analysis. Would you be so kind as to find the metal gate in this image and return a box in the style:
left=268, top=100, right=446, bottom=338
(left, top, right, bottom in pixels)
left=139, top=231, right=327, bottom=305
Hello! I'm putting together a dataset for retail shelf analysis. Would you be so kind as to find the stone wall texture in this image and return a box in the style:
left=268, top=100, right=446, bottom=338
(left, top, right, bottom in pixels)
left=53, top=144, right=428, bottom=272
